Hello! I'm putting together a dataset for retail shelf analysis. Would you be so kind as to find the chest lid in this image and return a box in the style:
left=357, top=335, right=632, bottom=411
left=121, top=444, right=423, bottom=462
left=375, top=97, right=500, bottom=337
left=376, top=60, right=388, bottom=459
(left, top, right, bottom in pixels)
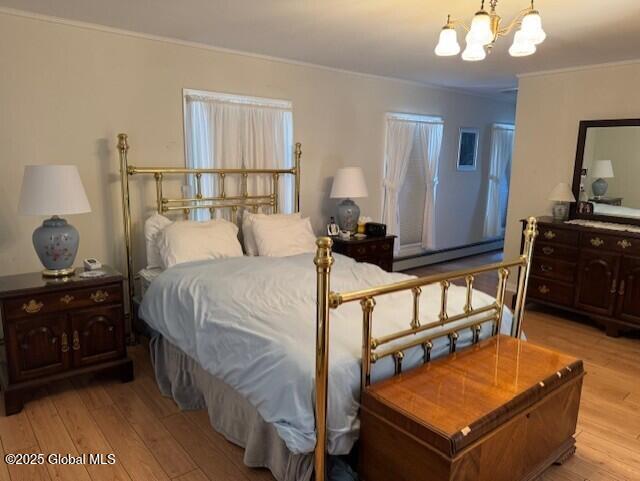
left=361, top=335, right=583, bottom=457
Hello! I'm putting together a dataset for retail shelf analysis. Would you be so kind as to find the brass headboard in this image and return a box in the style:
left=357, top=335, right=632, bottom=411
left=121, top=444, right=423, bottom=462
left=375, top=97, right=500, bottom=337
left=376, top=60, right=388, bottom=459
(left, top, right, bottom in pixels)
left=117, top=133, right=302, bottom=323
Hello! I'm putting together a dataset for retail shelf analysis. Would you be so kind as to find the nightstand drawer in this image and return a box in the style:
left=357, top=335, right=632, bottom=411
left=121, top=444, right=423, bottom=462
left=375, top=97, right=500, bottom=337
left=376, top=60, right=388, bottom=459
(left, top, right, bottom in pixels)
left=4, top=283, right=122, bottom=320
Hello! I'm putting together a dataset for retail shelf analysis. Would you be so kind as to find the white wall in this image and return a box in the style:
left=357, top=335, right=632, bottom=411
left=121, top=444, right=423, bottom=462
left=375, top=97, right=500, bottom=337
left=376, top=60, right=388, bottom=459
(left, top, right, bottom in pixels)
left=504, top=61, right=640, bottom=266
left=0, top=10, right=514, bottom=276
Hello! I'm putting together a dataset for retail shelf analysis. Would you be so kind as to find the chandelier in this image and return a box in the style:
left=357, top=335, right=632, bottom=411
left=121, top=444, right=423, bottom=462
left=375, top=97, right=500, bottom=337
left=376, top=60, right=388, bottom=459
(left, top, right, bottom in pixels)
left=434, top=0, right=546, bottom=61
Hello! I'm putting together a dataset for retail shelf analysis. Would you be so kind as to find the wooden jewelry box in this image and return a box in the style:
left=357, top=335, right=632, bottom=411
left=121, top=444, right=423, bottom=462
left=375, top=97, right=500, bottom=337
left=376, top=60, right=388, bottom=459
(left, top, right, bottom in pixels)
left=359, top=335, right=584, bottom=481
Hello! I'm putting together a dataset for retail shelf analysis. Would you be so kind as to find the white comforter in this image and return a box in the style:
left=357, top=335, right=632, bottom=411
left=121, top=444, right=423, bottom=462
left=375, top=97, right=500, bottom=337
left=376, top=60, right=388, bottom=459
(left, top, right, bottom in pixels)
left=139, top=253, right=513, bottom=455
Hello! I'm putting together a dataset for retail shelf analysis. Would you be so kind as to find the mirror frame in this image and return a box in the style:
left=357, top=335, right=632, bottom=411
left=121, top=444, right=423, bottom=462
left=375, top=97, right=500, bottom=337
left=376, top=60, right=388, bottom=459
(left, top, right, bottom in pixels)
left=571, top=118, right=640, bottom=226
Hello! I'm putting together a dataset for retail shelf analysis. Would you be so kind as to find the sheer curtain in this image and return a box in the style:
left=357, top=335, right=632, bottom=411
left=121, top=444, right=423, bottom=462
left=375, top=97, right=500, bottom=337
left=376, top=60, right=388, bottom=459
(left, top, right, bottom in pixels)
left=417, top=122, right=443, bottom=250
left=483, top=124, right=515, bottom=238
left=184, top=92, right=294, bottom=220
left=381, top=119, right=417, bottom=255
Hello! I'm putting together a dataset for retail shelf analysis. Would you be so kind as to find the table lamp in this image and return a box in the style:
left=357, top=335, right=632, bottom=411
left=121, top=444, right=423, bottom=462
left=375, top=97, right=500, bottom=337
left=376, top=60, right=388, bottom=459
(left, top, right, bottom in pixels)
left=330, top=167, right=368, bottom=232
left=548, top=182, right=575, bottom=221
left=18, top=165, right=91, bottom=277
left=591, top=160, right=614, bottom=199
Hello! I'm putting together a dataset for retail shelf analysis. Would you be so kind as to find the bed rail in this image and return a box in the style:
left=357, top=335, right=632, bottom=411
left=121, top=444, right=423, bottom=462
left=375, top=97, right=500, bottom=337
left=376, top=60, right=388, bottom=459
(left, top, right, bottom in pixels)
left=313, top=217, right=538, bottom=481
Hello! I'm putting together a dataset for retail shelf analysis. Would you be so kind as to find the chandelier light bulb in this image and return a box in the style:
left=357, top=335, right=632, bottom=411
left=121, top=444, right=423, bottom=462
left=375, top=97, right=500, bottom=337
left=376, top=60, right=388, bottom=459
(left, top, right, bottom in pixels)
left=521, top=11, right=546, bottom=45
left=462, top=41, right=486, bottom=62
left=509, top=29, right=537, bottom=57
left=435, top=27, right=461, bottom=56
left=468, top=10, right=494, bottom=46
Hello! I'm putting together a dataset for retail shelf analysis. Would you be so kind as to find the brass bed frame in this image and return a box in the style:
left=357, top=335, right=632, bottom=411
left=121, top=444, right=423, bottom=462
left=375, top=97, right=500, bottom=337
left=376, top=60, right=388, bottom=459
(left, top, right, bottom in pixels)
left=117, top=133, right=537, bottom=481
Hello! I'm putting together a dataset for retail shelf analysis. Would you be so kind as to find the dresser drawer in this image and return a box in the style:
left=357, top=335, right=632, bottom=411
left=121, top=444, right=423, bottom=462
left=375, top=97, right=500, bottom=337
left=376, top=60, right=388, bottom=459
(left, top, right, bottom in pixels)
left=531, top=258, right=576, bottom=283
left=4, top=283, right=122, bottom=320
left=534, top=242, right=578, bottom=262
left=528, top=277, right=574, bottom=307
left=537, top=225, right=579, bottom=246
left=580, top=232, right=640, bottom=255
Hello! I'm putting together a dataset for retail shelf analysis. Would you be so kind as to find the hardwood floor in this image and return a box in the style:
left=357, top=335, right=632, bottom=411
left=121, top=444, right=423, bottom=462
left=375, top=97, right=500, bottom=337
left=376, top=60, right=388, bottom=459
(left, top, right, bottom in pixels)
left=1, top=252, right=638, bottom=481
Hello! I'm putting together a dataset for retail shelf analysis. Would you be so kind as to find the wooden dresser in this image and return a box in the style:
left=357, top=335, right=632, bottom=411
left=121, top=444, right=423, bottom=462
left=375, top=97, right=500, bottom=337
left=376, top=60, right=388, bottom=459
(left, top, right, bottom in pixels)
left=0, top=267, right=133, bottom=415
left=522, top=217, right=640, bottom=336
left=360, top=335, right=584, bottom=481
left=330, top=235, right=395, bottom=272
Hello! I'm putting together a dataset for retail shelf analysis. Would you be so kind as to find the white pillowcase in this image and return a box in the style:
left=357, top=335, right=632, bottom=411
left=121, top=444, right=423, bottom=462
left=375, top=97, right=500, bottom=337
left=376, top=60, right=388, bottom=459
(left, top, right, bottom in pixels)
left=242, top=211, right=302, bottom=256
left=252, top=216, right=317, bottom=257
left=156, top=219, right=243, bottom=268
left=144, top=214, right=173, bottom=268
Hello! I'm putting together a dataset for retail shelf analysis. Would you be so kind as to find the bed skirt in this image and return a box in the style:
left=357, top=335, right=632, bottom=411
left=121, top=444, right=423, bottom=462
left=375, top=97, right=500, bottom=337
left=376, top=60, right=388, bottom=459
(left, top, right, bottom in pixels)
left=149, top=333, right=314, bottom=481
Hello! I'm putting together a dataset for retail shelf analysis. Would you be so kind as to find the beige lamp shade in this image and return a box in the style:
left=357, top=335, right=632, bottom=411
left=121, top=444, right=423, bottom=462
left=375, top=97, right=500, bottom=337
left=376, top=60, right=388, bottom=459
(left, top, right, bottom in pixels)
left=591, top=160, right=614, bottom=179
left=18, top=165, right=91, bottom=216
left=548, top=182, right=576, bottom=202
left=330, top=167, right=368, bottom=199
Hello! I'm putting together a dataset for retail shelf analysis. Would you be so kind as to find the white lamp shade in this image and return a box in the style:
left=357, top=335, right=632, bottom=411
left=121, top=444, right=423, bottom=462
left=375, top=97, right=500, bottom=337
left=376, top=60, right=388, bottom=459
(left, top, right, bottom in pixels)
left=548, top=183, right=576, bottom=202
left=468, top=11, right=493, bottom=45
left=435, top=27, right=461, bottom=56
left=330, top=167, right=368, bottom=199
left=462, top=39, right=486, bottom=62
left=18, top=165, right=91, bottom=216
left=591, top=160, right=614, bottom=179
left=509, top=30, right=536, bottom=57
left=521, top=11, right=546, bottom=45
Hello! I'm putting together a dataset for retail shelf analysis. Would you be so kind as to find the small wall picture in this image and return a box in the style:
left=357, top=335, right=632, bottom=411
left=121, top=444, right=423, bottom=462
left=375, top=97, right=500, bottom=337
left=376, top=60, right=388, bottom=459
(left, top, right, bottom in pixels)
left=457, top=128, right=479, bottom=171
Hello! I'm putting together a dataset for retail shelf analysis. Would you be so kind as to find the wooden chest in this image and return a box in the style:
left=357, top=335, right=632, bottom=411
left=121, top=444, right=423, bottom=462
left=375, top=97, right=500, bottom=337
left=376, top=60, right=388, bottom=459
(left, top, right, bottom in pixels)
left=359, top=335, right=584, bottom=481
left=330, top=235, right=395, bottom=272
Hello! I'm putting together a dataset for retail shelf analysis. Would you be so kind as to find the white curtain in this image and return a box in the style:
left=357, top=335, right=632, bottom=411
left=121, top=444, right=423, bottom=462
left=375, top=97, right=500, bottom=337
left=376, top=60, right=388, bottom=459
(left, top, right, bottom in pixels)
left=381, top=120, right=417, bottom=255
left=417, top=122, right=443, bottom=250
left=184, top=94, right=293, bottom=220
left=484, top=125, right=515, bottom=238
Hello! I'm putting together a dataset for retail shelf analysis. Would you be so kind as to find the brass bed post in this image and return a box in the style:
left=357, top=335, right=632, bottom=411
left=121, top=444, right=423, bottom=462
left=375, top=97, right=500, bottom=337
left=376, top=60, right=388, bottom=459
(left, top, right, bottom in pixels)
left=117, top=133, right=135, bottom=340
left=314, top=237, right=334, bottom=481
left=512, top=217, right=538, bottom=338
left=294, top=142, right=301, bottom=212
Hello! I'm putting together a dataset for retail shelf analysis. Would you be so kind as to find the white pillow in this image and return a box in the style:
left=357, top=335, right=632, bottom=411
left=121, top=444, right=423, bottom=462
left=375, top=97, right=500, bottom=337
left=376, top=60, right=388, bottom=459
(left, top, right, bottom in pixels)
left=242, top=211, right=302, bottom=256
left=144, top=214, right=173, bottom=268
left=156, top=219, right=243, bottom=268
left=252, top=217, right=317, bottom=257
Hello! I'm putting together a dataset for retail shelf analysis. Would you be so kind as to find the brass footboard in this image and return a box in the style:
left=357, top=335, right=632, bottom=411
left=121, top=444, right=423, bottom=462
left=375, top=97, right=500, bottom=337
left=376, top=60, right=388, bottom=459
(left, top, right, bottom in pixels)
left=313, top=217, right=538, bottom=481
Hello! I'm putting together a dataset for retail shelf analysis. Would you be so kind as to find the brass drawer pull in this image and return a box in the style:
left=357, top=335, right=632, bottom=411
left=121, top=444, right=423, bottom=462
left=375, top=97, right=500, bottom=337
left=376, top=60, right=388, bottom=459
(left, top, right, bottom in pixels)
left=22, top=299, right=44, bottom=314
left=611, top=279, right=618, bottom=294
left=542, top=246, right=554, bottom=256
left=72, top=331, right=80, bottom=351
left=543, top=231, right=556, bottom=240
left=61, top=332, right=69, bottom=353
left=60, top=294, right=75, bottom=304
left=538, top=285, right=550, bottom=295
left=540, top=264, right=553, bottom=273
left=590, top=237, right=604, bottom=247
left=90, top=290, right=109, bottom=303
left=357, top=247, right=367, bottom=255
left=618, top=239, right=632, bottom=249
left=619, top=280, right=626, bottom=296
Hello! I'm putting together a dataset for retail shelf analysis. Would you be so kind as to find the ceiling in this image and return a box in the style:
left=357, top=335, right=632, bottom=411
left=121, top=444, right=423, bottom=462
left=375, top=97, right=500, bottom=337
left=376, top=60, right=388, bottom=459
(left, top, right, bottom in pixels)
left=3, top=0, right=640, bottom=96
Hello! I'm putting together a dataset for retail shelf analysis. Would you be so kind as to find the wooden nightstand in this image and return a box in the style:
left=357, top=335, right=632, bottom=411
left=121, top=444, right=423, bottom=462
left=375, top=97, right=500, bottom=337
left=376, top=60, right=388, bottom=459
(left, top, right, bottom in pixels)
left=331, top=235, right=396, bottom=272
left=0, top=266, right=133, bottom=415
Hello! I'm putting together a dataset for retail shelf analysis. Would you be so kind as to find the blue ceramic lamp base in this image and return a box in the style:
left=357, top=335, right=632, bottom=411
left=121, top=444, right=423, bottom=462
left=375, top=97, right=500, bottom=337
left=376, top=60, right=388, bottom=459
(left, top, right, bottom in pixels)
left=33, top=216, right=80, bottom=277
left=336, top=198, right=360, bottom=232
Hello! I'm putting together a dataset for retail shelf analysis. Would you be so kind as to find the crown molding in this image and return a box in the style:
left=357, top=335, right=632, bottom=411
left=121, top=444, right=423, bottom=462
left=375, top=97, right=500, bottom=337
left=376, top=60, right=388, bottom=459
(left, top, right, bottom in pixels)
left=0, top=6, right=515, bottom=103
left=517, top=58, right=640, bottom=79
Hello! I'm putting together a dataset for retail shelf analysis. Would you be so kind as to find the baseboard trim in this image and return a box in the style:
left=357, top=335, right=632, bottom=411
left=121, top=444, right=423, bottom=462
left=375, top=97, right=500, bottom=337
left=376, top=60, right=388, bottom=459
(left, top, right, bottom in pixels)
left=393, top=239, right=504, bottom=271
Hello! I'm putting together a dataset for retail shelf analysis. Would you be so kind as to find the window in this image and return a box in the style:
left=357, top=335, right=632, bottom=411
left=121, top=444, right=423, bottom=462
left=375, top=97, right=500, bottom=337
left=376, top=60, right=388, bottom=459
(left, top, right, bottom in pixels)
left=483, top=123, right=514, bottom=239
left=382, top=113, right=444, bottom=256
left=183, top=89, right=294, bottom=220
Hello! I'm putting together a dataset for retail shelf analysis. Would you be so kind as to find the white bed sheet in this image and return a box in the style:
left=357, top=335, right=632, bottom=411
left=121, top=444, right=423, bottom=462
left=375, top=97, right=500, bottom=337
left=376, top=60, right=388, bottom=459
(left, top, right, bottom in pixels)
left=593, top=202, right=640, bottom=219
left=139, top=253, right=513, bottom=456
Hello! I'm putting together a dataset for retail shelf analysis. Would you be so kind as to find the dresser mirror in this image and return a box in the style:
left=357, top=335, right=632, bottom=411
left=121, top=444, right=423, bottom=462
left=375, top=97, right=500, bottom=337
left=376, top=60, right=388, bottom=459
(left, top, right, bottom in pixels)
left=572, top=119, right=640, bottom=226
